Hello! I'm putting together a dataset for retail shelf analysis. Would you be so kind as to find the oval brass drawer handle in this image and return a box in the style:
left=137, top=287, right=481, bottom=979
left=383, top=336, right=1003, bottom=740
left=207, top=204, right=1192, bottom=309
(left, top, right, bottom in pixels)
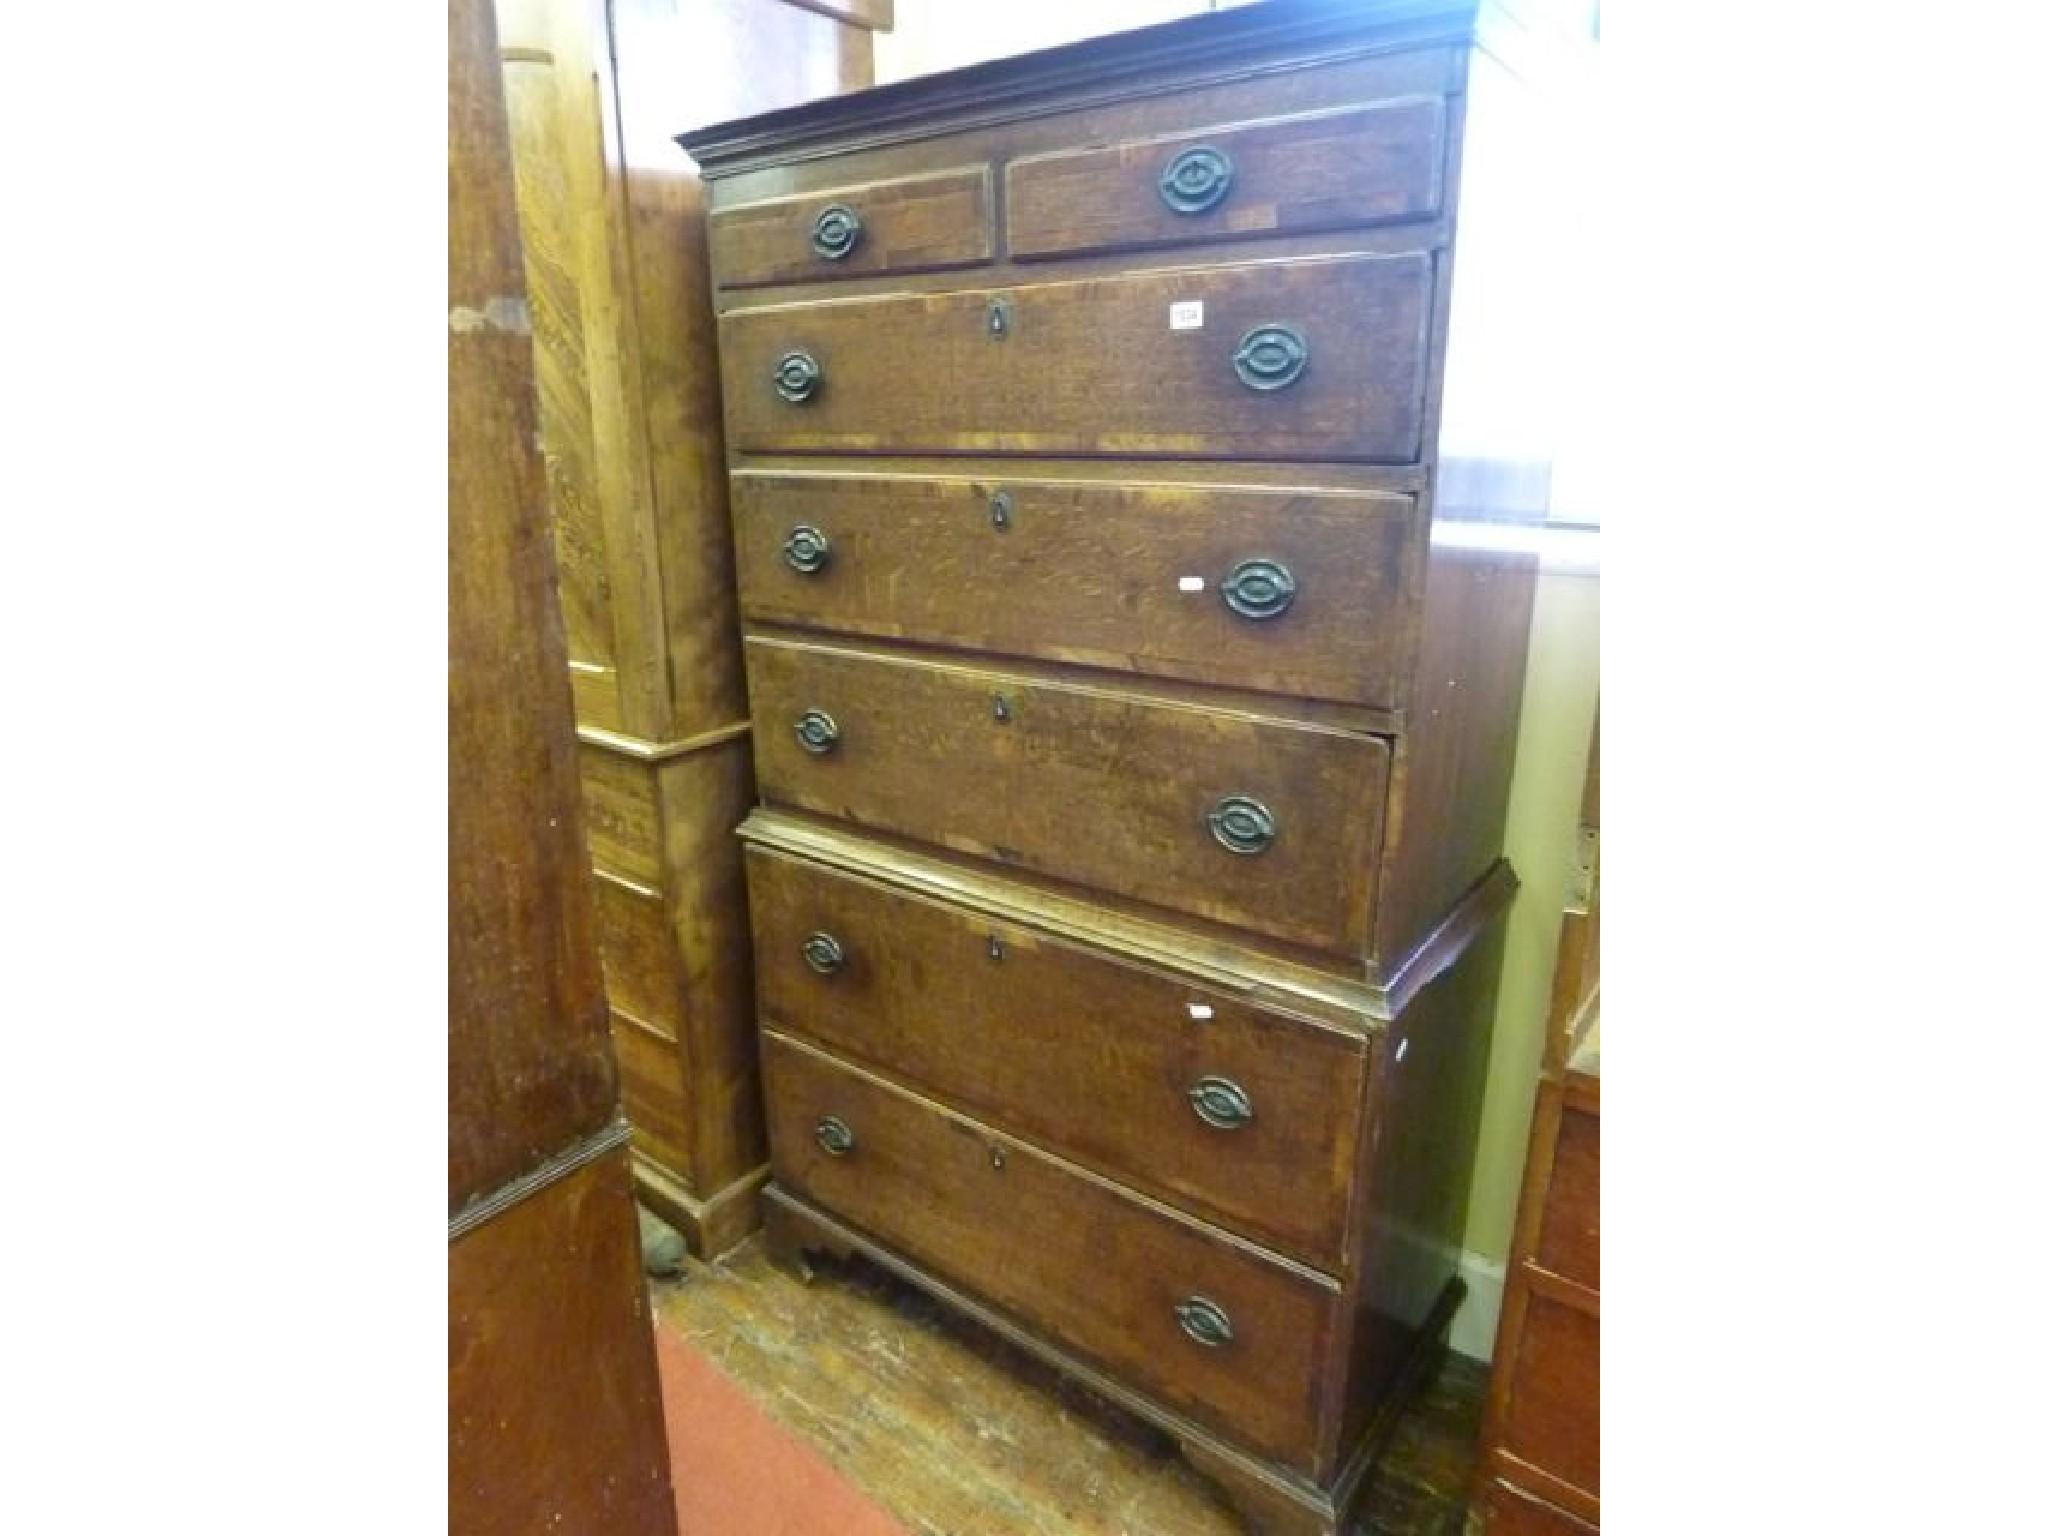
left=1187, top=1076, right=1254, bottom=1130
left=794, top=709, right=840, bottom=755
left=811, top=203, right=862, bottom=261
left=1221, top=559, right=1296, bottom=620
left=783, top=524, right=831, bottom=574
left=1159, top=145, right=1234, bottom=215
left=773, top=349, right=822, bottom=403
left=1174, top=1295, right=1234, bottom=1348
left=801, top=931, right=845, bottom=975
left=1208, top=795, right=1276, bottom=856
left=815, top=1115, right=855, bottom=1156
left=1231, top=324, right=1308, bottom=392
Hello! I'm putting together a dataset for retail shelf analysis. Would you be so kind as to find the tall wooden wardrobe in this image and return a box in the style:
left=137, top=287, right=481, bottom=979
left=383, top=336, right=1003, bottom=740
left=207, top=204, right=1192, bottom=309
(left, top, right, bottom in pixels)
left=449, top=0, right=675, bottom=1525
left=492, top=0, right=890, bottom=1255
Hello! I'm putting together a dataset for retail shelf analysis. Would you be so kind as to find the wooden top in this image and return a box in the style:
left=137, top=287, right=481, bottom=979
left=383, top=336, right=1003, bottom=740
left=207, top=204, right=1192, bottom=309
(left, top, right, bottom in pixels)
left=675, top=0, right=1493, bottom=173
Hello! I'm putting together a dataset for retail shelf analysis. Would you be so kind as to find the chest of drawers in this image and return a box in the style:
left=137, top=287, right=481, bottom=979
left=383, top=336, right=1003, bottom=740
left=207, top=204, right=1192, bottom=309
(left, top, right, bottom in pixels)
left=680, top=3, right=1566, bottom=1529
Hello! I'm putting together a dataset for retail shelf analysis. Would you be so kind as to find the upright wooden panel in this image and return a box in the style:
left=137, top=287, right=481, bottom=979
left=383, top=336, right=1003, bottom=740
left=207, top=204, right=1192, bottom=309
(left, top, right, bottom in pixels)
left=449, top=0, right=674, bottom=1528
left=451, top=1146, right=675, bottom=1534
left=497, top=0, right=878, bottom=1255
left=451, top=0, right=615, bottom=1210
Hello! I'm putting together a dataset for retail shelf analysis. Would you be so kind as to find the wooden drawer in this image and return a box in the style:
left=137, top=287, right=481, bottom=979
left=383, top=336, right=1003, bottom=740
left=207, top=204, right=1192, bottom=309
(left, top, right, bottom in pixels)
left=747, top=847, right=1364, bottom=1270
left=1500, top=1292, right=1600, bottom=1499
left=710, top=166, right=994, bottom=288
left=1007, top=98, right=1446, bottom=261
left=732, top=472, right=1419, bottom=707
left=745, top=636, right=1389, bottom=955
left=1536, top=1100, right=1599, bottom=1291
left=763, top=1030, right=1340, bottom=1470
left=720, top=251, right=1433, bottom=462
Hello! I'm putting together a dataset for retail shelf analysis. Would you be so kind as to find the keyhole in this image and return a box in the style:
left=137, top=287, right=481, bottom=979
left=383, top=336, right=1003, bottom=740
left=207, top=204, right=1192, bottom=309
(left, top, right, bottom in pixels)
left=992, top=693, right=1011, bottom=723
left=988, top=1144, right=1006, bottom=1171
left=987, top=933, right=1005, bottom=962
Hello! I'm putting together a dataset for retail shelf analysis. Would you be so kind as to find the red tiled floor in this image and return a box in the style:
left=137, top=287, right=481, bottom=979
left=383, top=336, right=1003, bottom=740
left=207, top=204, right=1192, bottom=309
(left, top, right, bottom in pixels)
left=654, top=1315, right=907, bottom=1536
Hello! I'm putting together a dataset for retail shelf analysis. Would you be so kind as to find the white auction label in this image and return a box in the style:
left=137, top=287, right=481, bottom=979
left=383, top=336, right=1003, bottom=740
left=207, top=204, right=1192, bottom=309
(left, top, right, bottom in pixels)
left=1169, top=300, right=1204, bottom=331
left=1177, top=575, right=1206, bottom=592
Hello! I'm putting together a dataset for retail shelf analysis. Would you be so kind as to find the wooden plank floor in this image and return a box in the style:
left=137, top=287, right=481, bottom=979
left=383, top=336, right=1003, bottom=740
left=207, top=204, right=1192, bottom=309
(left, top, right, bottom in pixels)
left=650, top=1232, right=1488, bottom=1535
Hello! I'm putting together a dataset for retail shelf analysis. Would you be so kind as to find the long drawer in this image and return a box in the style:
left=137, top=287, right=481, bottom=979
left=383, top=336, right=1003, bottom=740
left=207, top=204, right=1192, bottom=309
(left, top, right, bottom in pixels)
left=732, top=472, right=1419, bottom=707
left=763, top=1030, right=1340, bottom=1470
left=719, top=251, right=1433, bottom=462
left=748, top=846, right=1364, bottom=1269
left=745, top=636, right=1389, bottom=955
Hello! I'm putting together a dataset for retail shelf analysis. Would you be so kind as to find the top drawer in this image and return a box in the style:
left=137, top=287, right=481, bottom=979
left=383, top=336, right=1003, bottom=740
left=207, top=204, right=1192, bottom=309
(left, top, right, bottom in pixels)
left=710, top=166, right=995, bottom=289
left=1007, top=99, right=1446, bottom=262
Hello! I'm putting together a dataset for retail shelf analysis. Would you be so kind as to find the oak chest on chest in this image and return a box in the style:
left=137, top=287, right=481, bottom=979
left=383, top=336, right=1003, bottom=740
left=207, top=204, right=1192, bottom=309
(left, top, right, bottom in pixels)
left=680, top=3, right=1560, bottom=1528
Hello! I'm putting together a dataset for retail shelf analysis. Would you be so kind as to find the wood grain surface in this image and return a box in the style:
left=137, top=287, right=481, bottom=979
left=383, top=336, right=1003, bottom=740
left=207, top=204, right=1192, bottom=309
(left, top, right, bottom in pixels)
left=1007, top=97, right=1445, bottom=262
left=732, top=471, right=1422, bottom=706
left=450, top=0, right=616, bottom=1212
left=762, top=1032, right=1342, bottom=1471
left=745, top=634, right=1391, bottom=954
left=720, top=252, right=1434, bottom=462
left=747, top=845, right=1366, bottom=1270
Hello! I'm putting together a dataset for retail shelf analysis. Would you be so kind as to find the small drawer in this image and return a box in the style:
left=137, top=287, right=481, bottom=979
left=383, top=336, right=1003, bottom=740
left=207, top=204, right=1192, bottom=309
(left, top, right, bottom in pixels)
left=719, top=250, right=1433, bottom=462
left=748, top=847, right=1364, bottom=1270
left=745, top=636, right=1390, bottom=956
left=732, top=472, right=1420, bottom=708
left=1007, top=98, right=1446, bottom=261
left=710, top=166, right=994, bottom=288
left=763, top=1031, right=1340, bottom=1471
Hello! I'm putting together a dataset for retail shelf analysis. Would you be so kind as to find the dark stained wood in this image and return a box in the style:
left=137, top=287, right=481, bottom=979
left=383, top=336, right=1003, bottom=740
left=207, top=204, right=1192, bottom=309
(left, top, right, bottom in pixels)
left=746, top=634, right=1391, bottom=954
left=712, top=165, right=994, bottom=288
left=675, top=0, right=1481, bottom=173
left=1534, top=1103, right=1598, bottom=1292
left=732, top=471, right=1423, bottom=706
left=761, top=1035, right=1344, bottom=1473
left=720, top=252, right=1435, bottom=462
left=1495, top=1293, right=1598, bottom=1500
left=449, top=0, right=673, bottom=1526
left=1371, top=544, right=1537, bottom=966
left=679, top=1, right=1559, bottom=1521
left=747, top=845, right=1366, bottom=1269
left=450, top=1144, right=674, bottom=1534
left=1476, top=710, right=1600, bottom=1528
left=1330, top=919, right=1504, bottom=1471
left=450, top=0, right=616, bottom=1212
left=1007, top=97, right=1446, bottom=262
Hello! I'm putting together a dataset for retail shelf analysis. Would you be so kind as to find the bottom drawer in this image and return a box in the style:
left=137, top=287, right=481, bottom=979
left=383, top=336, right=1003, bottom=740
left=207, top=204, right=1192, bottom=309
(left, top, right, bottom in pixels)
left=763, top=1030, right=1340, bottom=1472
